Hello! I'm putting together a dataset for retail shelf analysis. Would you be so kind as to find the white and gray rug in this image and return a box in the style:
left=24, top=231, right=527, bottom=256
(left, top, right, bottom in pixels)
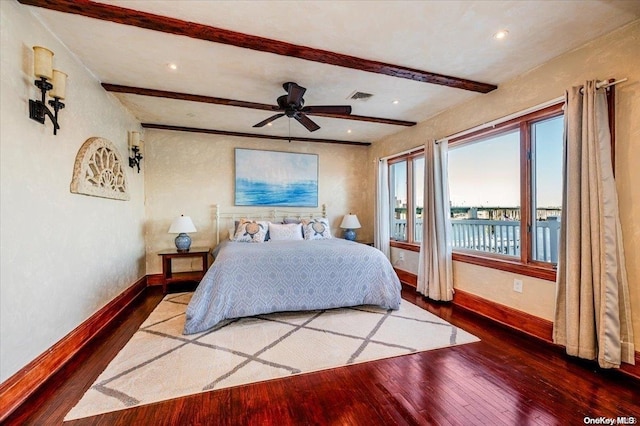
left=66, top=292, right=479, bottom=421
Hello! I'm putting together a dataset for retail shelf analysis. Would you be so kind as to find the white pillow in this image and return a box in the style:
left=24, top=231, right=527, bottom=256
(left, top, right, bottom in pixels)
left=268, top=222, right=303, bottom=241
left=302, top=218, right=332, bottom=240
left=233, top=219, right=268, bottom=243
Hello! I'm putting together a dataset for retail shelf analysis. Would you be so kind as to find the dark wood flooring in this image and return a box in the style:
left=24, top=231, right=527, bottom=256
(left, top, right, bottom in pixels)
left=6, top=284, right=639, bottom=425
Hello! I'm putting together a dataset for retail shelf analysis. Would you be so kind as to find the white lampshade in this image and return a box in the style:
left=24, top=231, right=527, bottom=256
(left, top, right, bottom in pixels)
left=340, top=214, right=361, bottom=229
left=168, top=215, right=197, bottom=234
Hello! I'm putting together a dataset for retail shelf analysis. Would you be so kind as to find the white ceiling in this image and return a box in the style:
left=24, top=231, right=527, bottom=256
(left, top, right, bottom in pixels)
left=26, top=0, right=640, bottom=144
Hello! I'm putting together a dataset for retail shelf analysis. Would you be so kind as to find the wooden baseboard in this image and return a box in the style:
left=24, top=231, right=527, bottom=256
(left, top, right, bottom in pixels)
left=620, top=351, right=640, bottom=381
left=0, top=276, right=148, bottom=423
left=394, top=268, right=417, bottom=287
left=452, top=289, right=554, bottom=343
left=146, top=273, right=164, bottom=286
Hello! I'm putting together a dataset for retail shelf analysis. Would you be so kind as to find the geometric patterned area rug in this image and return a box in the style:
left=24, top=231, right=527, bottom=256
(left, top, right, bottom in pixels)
left=65, top=292, right=479, bottom=421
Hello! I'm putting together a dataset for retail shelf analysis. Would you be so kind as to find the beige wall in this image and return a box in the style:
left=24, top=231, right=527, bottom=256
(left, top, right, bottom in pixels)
left=369, top=21, right=640, bottom=343
left=144, top=131, right=371, bottom=274
left=0, top=2, right=146, bottom=381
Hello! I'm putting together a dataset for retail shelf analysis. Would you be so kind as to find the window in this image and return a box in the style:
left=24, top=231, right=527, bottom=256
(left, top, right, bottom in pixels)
left=389, top=151, right=424, bottom=247
left=448, top=104, right=564, bottom=280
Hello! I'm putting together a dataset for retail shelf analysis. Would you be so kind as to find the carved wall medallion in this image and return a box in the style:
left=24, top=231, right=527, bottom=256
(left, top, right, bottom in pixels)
left=70, top=137, right=130, bottom=200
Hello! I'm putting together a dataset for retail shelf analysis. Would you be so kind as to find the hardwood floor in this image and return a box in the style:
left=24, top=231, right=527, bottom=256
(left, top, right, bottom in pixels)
left=6, top=284, right=639, bottom=425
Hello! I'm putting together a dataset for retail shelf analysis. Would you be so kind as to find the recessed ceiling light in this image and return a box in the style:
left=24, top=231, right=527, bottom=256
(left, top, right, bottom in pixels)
left=347, top=129, right=352, bottom=134
left=392, top=100, right=399, bottom=105
left=167, top=63, right=178, bottom=70
left=267, top=122, right=273, bottom=126
left=493, top=30, right=509, bottom=40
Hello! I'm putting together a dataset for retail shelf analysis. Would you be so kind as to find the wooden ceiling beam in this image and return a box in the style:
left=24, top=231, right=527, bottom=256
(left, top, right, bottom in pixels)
left=20, top=0, right=497, bottom=94
left=103, top=84, right=417, bottom=127
left=141, top=123, right=372, bottom=146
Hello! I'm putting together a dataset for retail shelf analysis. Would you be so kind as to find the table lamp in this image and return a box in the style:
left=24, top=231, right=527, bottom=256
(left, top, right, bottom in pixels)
left=340, top=214, right=361, bottom=241
left=168, top=215, right=197, bottom=252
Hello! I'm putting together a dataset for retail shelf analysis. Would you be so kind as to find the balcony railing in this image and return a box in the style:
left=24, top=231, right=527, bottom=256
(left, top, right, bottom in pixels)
left=392, top=216, right=560, bottom=263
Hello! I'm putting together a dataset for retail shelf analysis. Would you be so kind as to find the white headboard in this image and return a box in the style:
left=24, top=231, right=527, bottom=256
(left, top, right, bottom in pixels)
left=213, top=204, right=327, bottom=246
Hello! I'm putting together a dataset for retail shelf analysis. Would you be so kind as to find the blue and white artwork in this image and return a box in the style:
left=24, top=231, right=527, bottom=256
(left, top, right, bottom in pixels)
left=235, top=148, right=318, bottom=207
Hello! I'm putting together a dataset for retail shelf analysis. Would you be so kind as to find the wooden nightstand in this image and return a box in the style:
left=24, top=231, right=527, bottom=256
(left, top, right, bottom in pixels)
left=356, top=240, right=374, bottom=246
left=158, top=247, right=210, bottom=294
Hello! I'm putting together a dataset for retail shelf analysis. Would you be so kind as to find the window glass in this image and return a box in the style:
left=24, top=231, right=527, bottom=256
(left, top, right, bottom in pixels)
left=449, top=130, right=521, bottom=257
left=532, top=115, right=563, bottom=263
left=413, top=157, right=425, bottom=243
left=389, top=161, right=407, bottom=241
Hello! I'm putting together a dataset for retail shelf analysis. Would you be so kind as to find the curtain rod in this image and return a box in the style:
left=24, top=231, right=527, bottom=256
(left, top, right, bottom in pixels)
left=436, top=77, right=627, bottom=144
left=597, top=78, right=627, bottom=89
left=579, top=78, right=627, bottom=94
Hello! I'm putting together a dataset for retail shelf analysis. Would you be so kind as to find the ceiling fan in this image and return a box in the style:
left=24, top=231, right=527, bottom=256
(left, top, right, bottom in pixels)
left=253, top=82, right=352, bottom=132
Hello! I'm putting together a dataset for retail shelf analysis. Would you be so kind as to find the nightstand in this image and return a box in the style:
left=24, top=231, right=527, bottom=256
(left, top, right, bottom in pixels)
left=356, top=240, right=374, bottom=246
left=158, top=247, right=210, bottom=294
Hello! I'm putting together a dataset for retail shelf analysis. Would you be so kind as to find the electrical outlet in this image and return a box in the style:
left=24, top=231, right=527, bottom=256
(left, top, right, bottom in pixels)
left=398, top=252, right=405, bottom=261
left=513, top=279, right=523, bottom=293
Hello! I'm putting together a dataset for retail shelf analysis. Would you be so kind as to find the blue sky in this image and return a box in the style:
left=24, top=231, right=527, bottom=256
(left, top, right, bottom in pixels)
left=448, top=115, right=563, bottom=208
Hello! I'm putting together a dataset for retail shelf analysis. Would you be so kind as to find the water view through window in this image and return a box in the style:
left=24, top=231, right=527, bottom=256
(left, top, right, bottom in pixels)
left=448, top=113, right=563, bottom=263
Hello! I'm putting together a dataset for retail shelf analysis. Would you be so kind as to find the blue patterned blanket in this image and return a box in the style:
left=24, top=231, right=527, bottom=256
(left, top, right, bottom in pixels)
left=184, top=239, right=401, bottom=334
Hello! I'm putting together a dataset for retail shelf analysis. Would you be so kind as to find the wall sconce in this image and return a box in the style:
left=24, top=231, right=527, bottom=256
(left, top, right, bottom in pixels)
left=29, top=46, right=67, bottom=135
left=128, top=131, right=144, bottom=173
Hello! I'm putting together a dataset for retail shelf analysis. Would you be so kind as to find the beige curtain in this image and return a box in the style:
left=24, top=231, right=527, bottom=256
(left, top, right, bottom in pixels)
left=553, top=80, right=635, bottom=368
left=375, top=158, right=391, bottom=259
left=417, top=140, right=453, bottom=301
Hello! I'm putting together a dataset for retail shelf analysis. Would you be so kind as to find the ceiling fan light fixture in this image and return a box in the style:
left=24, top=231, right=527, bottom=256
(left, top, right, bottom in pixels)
left=253, top=82, right=351, bottom=132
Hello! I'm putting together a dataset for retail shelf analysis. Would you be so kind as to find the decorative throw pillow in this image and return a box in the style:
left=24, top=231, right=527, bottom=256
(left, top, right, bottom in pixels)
left=302, top=218, right=332, bottom=240
left=268, top=222, right=303, bottom=241
left=233, top=219, right=268, bottom=243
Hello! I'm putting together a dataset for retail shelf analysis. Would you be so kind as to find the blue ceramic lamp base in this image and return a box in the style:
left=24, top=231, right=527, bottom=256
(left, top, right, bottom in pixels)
left=344, top=229, right=357, bottom=241
left=175, top=232, right=192, bottom=252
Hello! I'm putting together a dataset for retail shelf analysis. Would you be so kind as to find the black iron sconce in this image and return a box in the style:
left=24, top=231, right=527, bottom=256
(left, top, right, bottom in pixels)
left=128, top=131, right=144, bottom=173
left=29, top=46, right=67, bottom=135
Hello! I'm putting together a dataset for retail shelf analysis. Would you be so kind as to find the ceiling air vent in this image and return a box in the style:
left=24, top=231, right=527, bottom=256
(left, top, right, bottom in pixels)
left=347, top=91, right=374, bottom=101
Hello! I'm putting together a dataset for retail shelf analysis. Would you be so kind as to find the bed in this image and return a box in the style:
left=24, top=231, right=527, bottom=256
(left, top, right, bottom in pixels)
left=183, top=205, right=401, bottom=334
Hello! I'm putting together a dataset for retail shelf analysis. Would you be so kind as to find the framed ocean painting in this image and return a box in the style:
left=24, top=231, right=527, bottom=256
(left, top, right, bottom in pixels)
left=234, top=148, right=318, bottom=207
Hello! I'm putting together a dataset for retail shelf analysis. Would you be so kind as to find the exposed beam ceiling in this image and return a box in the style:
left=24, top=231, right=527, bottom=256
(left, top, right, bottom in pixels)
left=18, top=1, right=639, bottom=144
left=102, top=84, right=417, bottom=127
left=19, top=0, right=497, bottom=94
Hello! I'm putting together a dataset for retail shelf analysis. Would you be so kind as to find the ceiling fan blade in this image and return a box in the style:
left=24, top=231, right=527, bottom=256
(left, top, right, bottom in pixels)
left=285, top=82, right=306, bottom=106
left=253, top=113, right=285, bottom=128
left=302, top=105, right=352, bottom=115
left=294, top=113, right=320, bottom=132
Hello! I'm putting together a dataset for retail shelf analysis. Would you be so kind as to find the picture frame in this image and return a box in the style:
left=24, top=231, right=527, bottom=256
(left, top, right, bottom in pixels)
left=235, top=148, right=318, bottom=207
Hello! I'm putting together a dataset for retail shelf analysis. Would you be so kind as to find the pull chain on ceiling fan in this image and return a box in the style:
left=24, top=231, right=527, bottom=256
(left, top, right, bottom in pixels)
left=253, top=82, right=352, bottom=132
